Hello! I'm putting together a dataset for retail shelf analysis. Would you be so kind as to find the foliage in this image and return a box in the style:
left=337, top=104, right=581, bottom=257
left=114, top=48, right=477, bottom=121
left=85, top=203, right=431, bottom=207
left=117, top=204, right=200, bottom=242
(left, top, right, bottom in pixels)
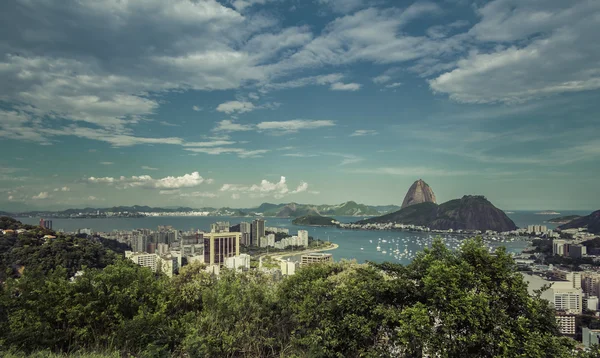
left=0, top=219, right=579, bottom=357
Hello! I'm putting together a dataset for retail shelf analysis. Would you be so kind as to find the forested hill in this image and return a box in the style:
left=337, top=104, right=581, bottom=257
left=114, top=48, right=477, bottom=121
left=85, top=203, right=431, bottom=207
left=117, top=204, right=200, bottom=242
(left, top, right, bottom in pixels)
left=0, top=216, right=586, bottom=357
left=0, top=216, right=127, bottom=280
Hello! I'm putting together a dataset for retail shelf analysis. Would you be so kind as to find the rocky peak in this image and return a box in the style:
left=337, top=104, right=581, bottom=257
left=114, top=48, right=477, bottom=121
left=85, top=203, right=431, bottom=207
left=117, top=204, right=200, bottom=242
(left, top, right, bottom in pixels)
left=401, top=179, right=437, bottom=209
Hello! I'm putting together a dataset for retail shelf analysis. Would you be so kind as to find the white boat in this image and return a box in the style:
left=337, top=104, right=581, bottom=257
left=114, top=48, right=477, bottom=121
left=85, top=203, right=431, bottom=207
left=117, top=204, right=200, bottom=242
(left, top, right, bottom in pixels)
left=376, top=245, right=381, bottom=251
left=382, top=250, right=387, bottom=254
left=360, top=247, right=364, bottom=250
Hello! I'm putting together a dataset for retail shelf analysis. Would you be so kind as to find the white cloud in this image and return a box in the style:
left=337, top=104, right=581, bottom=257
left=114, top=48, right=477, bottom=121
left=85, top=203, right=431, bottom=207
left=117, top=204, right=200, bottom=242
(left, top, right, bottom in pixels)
left=372, top=75, right=391, bottom=84
left=53, top=186, right=71, bottom=192
left=430, top=0, right=600, bottom=103
left=231, top=193, right=240, bottom=199
left=184, top=147, right=268, bottom=158
left=350, top=129, right=378, bottom=137
left=220, top=176, right=309, bottom=199
left=87, top=171, right=209, bottom=189
left=192, top=106, right=203, bottom=111
left=262, top=73, right=345, bottom=91
left=216, top=101, right=256, bottom=114
left=32, top=192, right=50, bottom=200
left=184, top=140, right=237, bottom=147
left=282, top=153, right=319, bottom=157
left=330, top=82, right=361, bottom=91
left=100, top=161, right=114, bottom=165
left=256, top=119, right=335, bottom=134
left=385, top=82, right=402, bottom=89
left=183, top=191, right=218, bottom=198
left=141, top=166, right=159, bottom=170
left=87, top=196, right=103, bottom=201
left=213, top=120, right=254, bottom=132
left=325, top=152, right=364, bottom=165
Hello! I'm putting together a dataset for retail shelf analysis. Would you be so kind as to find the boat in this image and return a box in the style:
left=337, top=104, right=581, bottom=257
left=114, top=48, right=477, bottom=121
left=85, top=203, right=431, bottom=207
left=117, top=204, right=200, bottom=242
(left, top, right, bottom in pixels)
left=360, top=247, right=364, bottom=250
left=376, top=245, right=381, bottom=251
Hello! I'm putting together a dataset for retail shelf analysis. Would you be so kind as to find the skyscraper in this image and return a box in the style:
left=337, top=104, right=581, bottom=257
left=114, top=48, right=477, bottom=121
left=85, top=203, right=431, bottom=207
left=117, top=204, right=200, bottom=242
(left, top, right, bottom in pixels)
left=251, top=219, right=265, bottom=247
left=210, top=221, right=230, bottom=233
left=239, top=222, right=251, bottom=246
left=203, top=231, right=241, bottom=266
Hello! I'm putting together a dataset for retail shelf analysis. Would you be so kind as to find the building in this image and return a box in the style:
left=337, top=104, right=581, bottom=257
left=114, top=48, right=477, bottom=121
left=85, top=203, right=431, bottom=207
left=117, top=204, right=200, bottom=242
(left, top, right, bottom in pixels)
left=567, top=244, right=587, bottom=258
left=266, top=227, right=289, bottom=235
left=555, top=311, right=576, bottom=335
left=582, top=272, right=600, bottom=296
left=203, top=231, right=241, bottom=266
left=181, top=243, right=204, bottom=258
left=527, top=225, right=548, bottom=234
left=157, top=243, right=170, bottom=256
left=251, top=219, right=265, bottom=247
left=553, top=239, right=567, bottom=256
left=78, top=228, right=92, bottom=235
left=239, top=222, right=251, bottom=246
left=522, top=273, right=583, bottom=314
left=298, top=230, right=309, bottom=247
left=281, top=260, right=299, bottom=275
left=301, top=253, right=333, bottom=266
left=210, top=221, right=230, bottom=233
left=583, top=327, right=600, bottom=348
left=39, top=218, right=52, bottom=230
left=126, top=252, right=158, bottom=272
left=125, top=251, right=178, bottom=277
left=181, top=233, right=203, bottom=245
left=132, top=236, right=148, bottom=253
left=224, top=254, right=251, bottom=271
left=585, top=296, right=599, bottom=311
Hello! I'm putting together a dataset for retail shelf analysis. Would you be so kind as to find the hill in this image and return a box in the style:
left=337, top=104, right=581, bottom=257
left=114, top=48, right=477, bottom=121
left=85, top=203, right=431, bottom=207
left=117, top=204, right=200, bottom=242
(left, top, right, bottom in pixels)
left=358, top=196, right=517, bottom=232
left=318, top=201, right=381, bottom=216
left=558, top=210, right=600, bottom=234
left=401, top=179, right=437, bottom=209
left=292, top=215, right=338, bottom=226
left=547, top=215, right=582, bottom=224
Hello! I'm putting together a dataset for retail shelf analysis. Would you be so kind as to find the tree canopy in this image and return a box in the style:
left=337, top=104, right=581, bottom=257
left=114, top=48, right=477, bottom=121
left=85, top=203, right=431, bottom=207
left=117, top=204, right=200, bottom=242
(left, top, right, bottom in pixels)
left=0, top=217, right=582, bottom=356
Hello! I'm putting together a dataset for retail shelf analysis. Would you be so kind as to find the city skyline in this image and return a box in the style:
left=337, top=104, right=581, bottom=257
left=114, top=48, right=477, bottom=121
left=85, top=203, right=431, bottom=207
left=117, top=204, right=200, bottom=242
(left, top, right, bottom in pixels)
left=1, top=0, right=600, bottom=211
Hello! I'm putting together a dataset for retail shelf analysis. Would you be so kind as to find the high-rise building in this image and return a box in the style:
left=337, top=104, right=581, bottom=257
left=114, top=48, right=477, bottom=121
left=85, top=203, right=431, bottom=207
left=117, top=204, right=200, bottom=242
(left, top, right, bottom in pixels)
left=251, top=219, right=265, bottom=246
left=555, top=312, right=576, bottom=335
left=39, top=218, right=53, bottom=230
left=224, top=254, right=251, bottom=271
left=203, top=231, right=241, bottom=266
left=553, top=239, right=567, bottom=256
left=239, top=222, right=251, bottom=246
left=210, top=221, right=230, bottom=233
left=583, top=327, right=600, bottom=348
left=281, top=260, right=299, bottom=275
left=298, top=230, right=309, bottom=247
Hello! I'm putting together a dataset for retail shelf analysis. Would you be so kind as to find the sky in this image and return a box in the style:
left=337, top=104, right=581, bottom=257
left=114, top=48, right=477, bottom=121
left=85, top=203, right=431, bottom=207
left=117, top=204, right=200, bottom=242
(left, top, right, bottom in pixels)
left=0, top=0, right=599, bottom=211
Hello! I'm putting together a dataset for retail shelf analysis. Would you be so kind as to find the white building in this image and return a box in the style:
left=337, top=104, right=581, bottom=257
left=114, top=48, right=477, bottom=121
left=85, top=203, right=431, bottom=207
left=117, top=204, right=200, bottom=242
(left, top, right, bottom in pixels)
left=125, top=251, right=178, bottom=277
left=298, top=230, right=309, bottom=247
left=522, top=273, right=583, bottom=314
left=281, top=260, right=299, bottom=276
left=157, top=243, right=170, bottom=256
left=583, top=327, right=600, bottom=348
left=552, top=239, right=567, bottom=256
left=556, top=312, right=576, bottom=335
left=224, top=254, right=251, bottom=271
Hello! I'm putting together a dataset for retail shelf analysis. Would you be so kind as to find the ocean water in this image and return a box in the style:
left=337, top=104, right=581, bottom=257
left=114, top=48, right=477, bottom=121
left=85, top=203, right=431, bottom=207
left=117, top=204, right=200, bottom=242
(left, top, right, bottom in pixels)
left=15, top=210, right=593, bottom=264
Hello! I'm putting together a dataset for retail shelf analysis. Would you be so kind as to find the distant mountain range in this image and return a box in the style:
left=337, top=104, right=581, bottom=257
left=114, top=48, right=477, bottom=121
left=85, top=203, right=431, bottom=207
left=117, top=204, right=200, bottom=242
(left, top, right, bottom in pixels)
left=1, top=201, right=400, bottom=218
left=357, top=195, right=517, bottom=232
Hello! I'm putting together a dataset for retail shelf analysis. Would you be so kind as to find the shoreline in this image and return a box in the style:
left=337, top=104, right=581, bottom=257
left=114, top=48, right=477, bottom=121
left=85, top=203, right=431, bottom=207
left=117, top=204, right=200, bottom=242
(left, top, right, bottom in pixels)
left=269, top=243, right=340, bottom=261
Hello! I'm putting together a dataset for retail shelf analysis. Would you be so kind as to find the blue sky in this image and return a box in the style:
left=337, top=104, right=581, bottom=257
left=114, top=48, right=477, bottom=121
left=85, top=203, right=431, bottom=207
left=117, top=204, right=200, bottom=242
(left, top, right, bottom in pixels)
left=0, top=0, right=599, bottom=211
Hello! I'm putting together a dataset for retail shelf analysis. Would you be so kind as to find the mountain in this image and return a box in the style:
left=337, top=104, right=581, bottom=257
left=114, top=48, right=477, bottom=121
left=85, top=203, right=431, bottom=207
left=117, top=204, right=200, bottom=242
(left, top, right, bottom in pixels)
left=401, top=179, right=437, bottom=209
left=319, top=201, right=381, bottom=216
left=292, top=215, right=337, bottom=226
left=359, top=195, right=517, bottom=232
left=558, top=210, right=600, bottom=234
left=372, top=205, right=402, bottom=214
left=547, top=215, right=582, bottom=224
left=275, top=203, right=320, bottom=217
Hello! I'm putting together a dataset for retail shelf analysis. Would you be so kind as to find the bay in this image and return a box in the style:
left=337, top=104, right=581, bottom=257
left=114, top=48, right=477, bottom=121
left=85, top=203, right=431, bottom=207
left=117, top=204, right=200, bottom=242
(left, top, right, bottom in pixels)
left=15, top=210, right=592, bottom=264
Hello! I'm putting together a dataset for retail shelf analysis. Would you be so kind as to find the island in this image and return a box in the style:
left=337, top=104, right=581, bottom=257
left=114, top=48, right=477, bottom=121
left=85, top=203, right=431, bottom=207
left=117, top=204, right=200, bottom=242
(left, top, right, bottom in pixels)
left=547, top=215, right=582, bottom=224
left=292, top=215, right=338, bottom=227
left=535, top=211, right=561, bottom=215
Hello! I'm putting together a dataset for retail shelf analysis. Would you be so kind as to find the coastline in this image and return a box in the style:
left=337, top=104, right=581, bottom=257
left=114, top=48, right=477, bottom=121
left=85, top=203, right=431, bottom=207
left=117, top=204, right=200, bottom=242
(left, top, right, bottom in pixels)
left=270, top=243, right=340, bottom=261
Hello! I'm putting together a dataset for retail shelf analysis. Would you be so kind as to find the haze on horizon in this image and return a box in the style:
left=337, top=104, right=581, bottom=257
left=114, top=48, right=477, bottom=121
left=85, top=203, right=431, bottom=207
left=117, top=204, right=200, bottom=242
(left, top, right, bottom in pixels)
left=0, top=0, right=599, bottom=212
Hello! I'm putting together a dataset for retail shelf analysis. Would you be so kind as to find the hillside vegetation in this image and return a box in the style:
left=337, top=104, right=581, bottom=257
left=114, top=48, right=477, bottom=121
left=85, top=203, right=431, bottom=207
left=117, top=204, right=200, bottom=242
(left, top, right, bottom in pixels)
left=0, top=217, right=588, bottom=357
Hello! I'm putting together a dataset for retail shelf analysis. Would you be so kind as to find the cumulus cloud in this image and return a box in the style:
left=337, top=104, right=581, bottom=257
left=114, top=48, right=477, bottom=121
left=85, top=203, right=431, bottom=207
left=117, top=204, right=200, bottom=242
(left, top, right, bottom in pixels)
left=330, top=82, right=361, bottom=91
left=53, top=186, right=71, bottom=192
left=216, top=101, right=256, bottom=114
left=429, top=0, right=600, bottom=103
left=32, top=192, right=50, bottom=200
left=192, top=106, right=203, bottom=111
left=220, top=176, right=309, bottom=198
left=350, top=129, right=378, bottom=137
left=318, top=0, right=366, bottom=14
left=87, top=171, right=210, bottom=189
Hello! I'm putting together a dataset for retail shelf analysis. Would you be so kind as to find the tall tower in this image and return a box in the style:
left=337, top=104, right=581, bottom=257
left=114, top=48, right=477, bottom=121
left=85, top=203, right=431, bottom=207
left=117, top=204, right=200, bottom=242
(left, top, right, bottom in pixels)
left=251, top=219, right=265, bottom=247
